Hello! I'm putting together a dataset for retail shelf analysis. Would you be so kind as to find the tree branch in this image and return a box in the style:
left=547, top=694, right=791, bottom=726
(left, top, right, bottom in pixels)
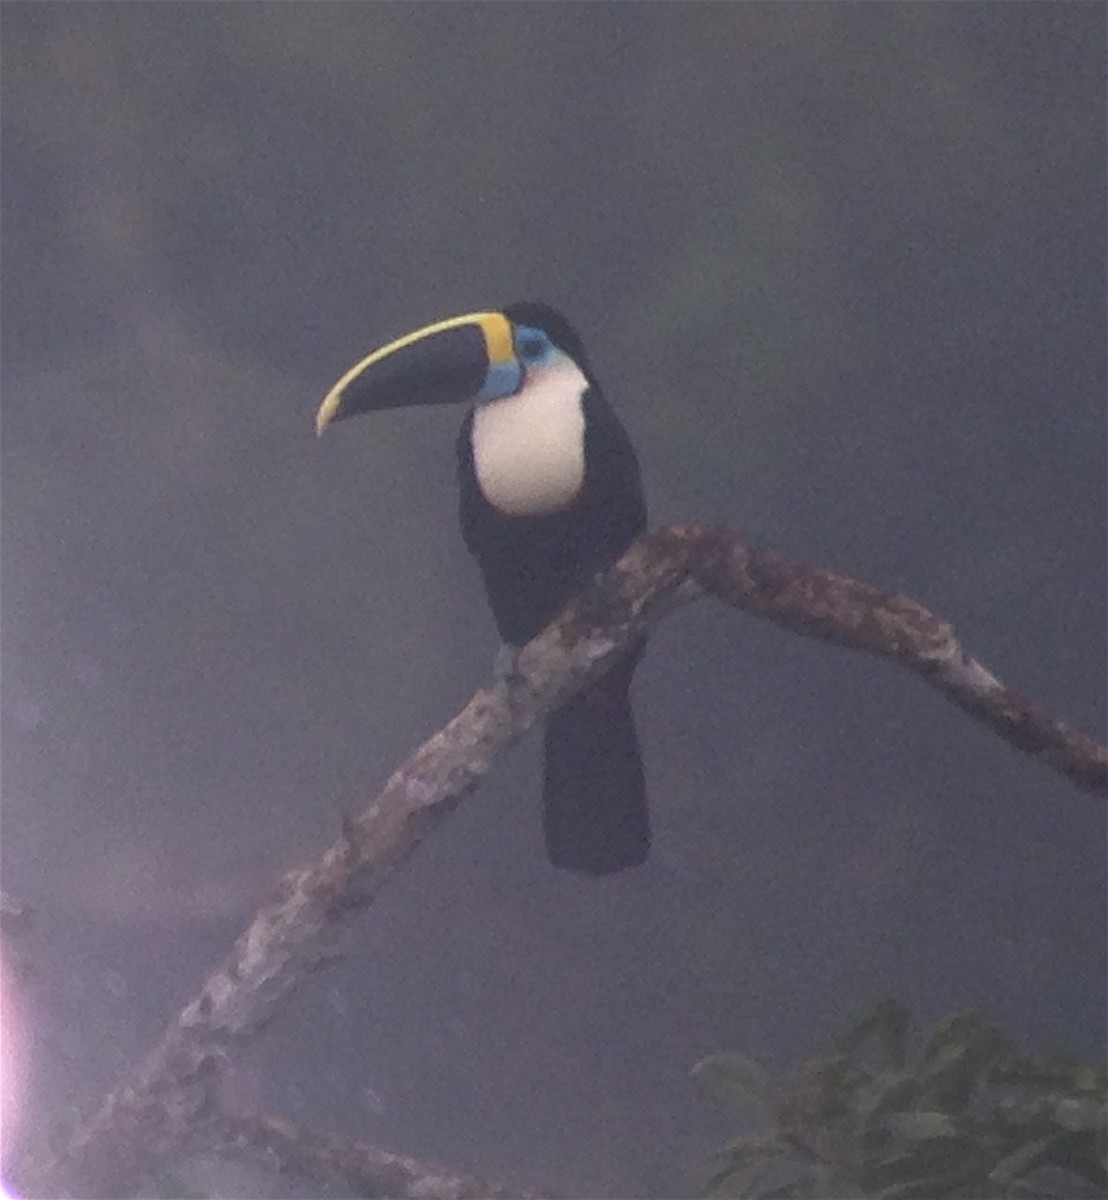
left=207, top=1112, right=549, bottom=1199
left=680, top=524, right=1106, bottom=796
left=28, top=523, right=1105, bottom=1198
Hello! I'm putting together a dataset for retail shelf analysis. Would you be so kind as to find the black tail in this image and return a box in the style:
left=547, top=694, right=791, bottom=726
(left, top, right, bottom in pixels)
left=541, top=654, right=650, bottom=875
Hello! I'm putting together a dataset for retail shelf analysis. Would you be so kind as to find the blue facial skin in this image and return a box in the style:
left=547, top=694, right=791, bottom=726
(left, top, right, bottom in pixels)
left=475, top=323, right=559, bottom=405
left=513, top=324, right=557, bottom=367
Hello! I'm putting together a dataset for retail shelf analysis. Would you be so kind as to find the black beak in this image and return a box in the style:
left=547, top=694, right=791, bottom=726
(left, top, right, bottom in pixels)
left=316, top=311, right=513, bottom=434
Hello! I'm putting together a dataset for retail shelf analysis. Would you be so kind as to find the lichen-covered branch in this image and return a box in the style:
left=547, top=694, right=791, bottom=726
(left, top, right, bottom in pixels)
left=29, top=522, right=1105, bottom=1198
left=212, top=1114, right=548, bottom=1200
left=677, top=524, right=1106, bottom=796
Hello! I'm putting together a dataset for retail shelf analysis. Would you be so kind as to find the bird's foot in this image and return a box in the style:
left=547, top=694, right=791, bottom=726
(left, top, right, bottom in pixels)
left=492, top=642, right=523, bottom=699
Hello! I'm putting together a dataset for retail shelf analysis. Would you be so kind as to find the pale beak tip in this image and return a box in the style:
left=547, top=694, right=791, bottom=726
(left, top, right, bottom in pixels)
left=314, top=402, right=335, bottom=437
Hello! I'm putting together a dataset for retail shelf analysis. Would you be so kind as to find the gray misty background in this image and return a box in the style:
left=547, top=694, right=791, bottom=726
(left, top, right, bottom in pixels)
left=1, top=4, right=1104, bottom=1196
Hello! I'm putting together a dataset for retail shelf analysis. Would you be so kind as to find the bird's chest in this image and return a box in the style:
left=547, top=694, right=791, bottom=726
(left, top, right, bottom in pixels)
left=471, top=374, right=586, bottom=517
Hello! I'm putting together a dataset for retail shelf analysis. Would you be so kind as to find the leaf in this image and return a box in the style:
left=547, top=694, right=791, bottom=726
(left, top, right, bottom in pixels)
left=857, top=1070, right=919, bottom=1133
left=988, top=1133, right=1064, bottom=1186
left=699, top=1159, right=746, bottom=1198
left=693, top=1053, right=775, bottom=1111
left=1073, top=1064, right=1108, bottom=1093
left=699, top=1136, right=793, bottom=1199
left=990, top=1054, right=1105, bottom=1095
left=864, top=1133, right=988, bottom=1192
left=919, top=1026, right=1009, bottom=1113
left=883, top=1111, right=959, bottom=1140
left=919, top=1010, right=989, bottom=1064
left=837, top=998, right=912, bottom=1068
left=782, top=1054, right=860, bottom=1126
left=1041, top=1129, right=1108, bottom=1193
left=756, top=1181, right=822, bottom=1200
left=716, top=1132, right=789, bottom=1165
left=1053, top=1097, right=1104, bottom=1133
left=694, top=1004, right=1104, bottom=1200
left=873, top=1176, right=973, bottom=1199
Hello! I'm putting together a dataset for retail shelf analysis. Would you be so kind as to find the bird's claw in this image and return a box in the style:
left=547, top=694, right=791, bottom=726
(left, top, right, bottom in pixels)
left=493, top=642, right=522, bottom=699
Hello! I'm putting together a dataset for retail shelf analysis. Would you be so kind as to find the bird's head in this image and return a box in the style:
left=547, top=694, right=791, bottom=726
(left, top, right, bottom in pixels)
left=315, top=302, right=590, bottom=435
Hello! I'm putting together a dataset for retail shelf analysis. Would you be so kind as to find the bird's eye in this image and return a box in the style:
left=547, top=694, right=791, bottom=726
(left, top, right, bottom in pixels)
left=519, top=335, right=546, bottom=361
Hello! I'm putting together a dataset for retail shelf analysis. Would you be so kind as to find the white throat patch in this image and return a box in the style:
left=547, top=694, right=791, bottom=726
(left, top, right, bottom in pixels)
left=472, top=358, right=587, bottom=517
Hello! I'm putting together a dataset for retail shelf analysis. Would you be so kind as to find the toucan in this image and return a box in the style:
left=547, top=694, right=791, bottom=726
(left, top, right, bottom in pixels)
left=316, top=303, right=649, bottom=874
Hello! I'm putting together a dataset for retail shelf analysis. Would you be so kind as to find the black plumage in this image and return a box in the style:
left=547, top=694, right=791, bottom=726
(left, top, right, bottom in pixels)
left=318, top=300, right=651, bottom=874
left=457, top=303, right=650, bottom=874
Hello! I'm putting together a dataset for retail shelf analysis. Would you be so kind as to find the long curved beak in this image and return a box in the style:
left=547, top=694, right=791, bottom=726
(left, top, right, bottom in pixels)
left=316, top=311, right=516, bottom=435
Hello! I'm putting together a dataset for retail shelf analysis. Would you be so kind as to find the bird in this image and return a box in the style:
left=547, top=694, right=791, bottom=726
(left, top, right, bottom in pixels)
left=316, top=302, right=649, bottom=874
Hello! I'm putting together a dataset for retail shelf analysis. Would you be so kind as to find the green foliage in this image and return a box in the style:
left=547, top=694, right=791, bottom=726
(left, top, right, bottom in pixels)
left=692, top=1001, right=1107, bottom=1199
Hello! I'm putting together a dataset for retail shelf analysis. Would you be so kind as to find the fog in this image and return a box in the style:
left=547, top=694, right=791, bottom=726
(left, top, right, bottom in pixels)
left=2, top=5, right=1104, bottom=1195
